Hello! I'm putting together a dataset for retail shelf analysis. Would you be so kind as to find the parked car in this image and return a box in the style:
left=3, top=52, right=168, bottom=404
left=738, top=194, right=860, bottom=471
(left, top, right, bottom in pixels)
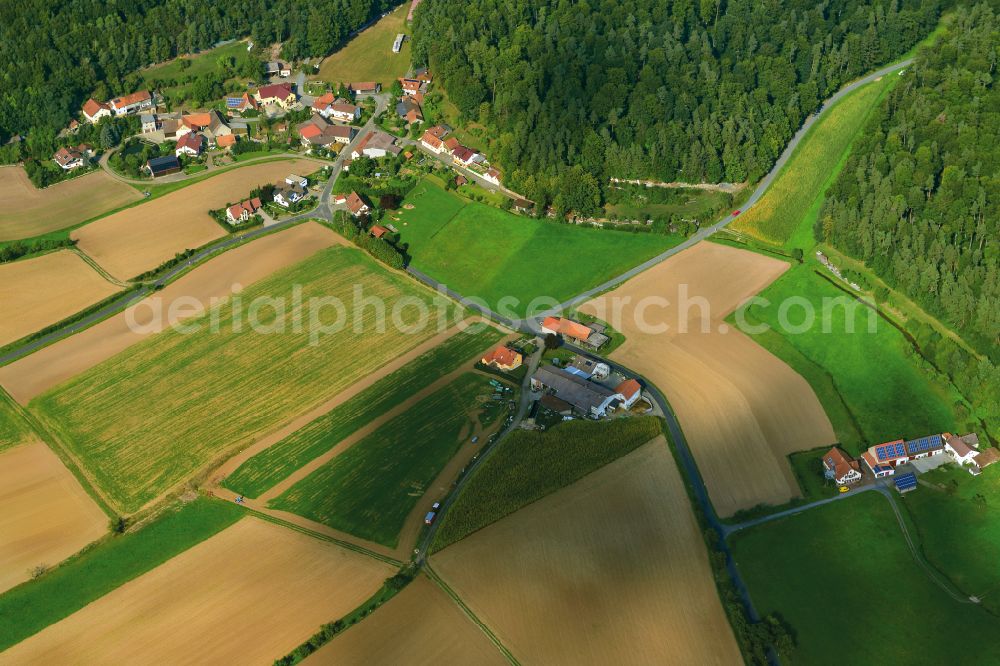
left=424, top=511, right=437, bottom=525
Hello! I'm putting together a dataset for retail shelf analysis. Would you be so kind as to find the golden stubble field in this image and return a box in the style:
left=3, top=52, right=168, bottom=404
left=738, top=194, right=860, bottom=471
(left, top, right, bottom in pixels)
left=581, top=241, right=836, bottom=517
left=0, top=166, right=141, bottom=241
left=0, top=441, right=107, bottom=594
left=71, top=159, right=319, bottom=280
left=0, top=250, right=121, bottom=347
left=0, top=517, right=393, bottom=664
left=308, top=574, right=507, bottom=665
left=0, top=222, right=341, bottom=404
left=432, top=437, right=742, bottom=664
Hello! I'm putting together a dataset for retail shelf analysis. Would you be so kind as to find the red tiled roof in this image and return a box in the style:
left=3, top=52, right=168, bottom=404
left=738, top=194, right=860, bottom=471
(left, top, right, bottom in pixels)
left=421, top=132, right=443, bottom=149
left=216, top=134, right=237, bottom=148
left=823, top=446, right=861, bottom=480
left=313, top=92, right=336, bottom=107
left=350, top=82, right=378, bottom=91
left=541, top=317, right=593, bottom=341
left=443, top=137, right=460, bottom=151
left=299, top=123, right=323, bottom=139
left=258, top=83, right=294, bottom=101
left=176, top=132, right=203, bottom=152
left=615, top=379, right=641, bottom=400
left=346, top=191, right=368, bottom=215
left=82, top=98, right=109, bottom=117
left=481, top=346, right=521, bottom=368
left=111, top=90, right=151, bottom=109
left=370, top=225, right=388, bottom=238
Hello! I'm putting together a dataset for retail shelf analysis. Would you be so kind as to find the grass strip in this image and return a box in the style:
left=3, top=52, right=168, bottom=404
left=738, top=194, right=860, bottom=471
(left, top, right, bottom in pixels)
left=0, top=496, right=242, bottom=651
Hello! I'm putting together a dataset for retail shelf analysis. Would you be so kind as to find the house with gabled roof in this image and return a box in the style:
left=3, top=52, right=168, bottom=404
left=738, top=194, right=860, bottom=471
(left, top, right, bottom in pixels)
left=350, top=130, right=401, bottom=159
left=297, top=115, right=357, bottom=148
left=861, top=434, right=947, bottom=477
left=226, top=93, right=260, bottom=114
left=481, top=346, right=523, bottom=371
left=110, top=90, right=153, bottom=117
left=226, top=197, right=262, bottom=224
left=349, top=82, right=381, bottom=96
left=175, top=132, right=204, bottom=157
left=82, top=98, right=111, bottom=123
left=256, top=83, right=297, bottom=109
left=346, top=191, right=369, bottom=217
left=822, top=447, right=863, bottom=485
left=53, top=146, right=86, bottom=170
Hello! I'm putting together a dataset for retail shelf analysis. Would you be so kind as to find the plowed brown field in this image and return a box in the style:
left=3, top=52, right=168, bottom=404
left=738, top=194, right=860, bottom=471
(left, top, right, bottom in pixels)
left=432, top=437, right=742, bottom=665
left=0, top=442, right=106, bottom=594
left=71, top=160, right=318, bottom=280
left=0, top=166, right=140, bottom=241
left=307, top=575, right=507, bottom=665
left=581, top=241, right=836, bottom=516
left=0, top=518, right=392, bottom=664
left=0, top=250, right=121, bottom=348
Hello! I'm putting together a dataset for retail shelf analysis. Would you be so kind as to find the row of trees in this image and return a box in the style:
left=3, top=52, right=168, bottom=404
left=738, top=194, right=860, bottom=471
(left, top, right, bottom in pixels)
left=0, top=0, right=396, bottom=143
left=412, top=0, right=946, bottom=213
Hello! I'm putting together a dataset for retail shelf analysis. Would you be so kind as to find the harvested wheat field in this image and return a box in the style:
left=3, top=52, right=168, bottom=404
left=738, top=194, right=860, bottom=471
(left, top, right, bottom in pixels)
left=432, top=437, right=741, bottom=665
left=0, top=222, right=339, bottom=404
left=0, top=250, right=121, bottom=348
left=582, top=242, right=836, bottom=517
left=581, top=241, right=836, bottom=517
left=0, top=442, right=106, bottom=594
left=71, top=159, right=318, bottom=280
left=0, top=166, right=141, bottom=241
left=308, top=574, right=507, bottom=665
left=1, top=517, right=392, bottom=664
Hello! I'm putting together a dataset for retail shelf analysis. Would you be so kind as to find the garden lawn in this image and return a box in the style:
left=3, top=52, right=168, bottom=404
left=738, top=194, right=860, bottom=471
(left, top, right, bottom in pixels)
left=0, top=496, right=242, bottom=652
left=732, top=74, right=895, bottom=247
left=903, top=464, right=1000, bottom=615
left=314, top=4, right=411, bottom=88
left=731, top=492, right=1000, bottom=665
left=270, top=373, right=495, bottom=548
left=431, top=416, right=662, bottom=552
left=397, top=179, right=680, bottom=315
left=31, top=247, right=451, bottom=513
left=731, top=263, right=963, bottom=452
left=0, top=391, right=35, bottom=451
left=223, top=324, right=505, bottom=498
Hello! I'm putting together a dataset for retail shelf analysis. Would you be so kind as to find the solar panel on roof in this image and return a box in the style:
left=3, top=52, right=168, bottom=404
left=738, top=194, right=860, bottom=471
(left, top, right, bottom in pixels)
left=896, top=443, right=906, bottom=457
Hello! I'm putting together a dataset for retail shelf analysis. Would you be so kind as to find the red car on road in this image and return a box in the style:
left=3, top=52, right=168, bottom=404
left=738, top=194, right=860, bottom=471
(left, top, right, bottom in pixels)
left=732, top=210, right=741, bottom=216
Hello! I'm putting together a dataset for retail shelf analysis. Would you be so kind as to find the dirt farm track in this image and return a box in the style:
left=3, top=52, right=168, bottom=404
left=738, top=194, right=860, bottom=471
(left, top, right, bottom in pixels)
left=0, top=222, right=340, bottom=404
left=0, top=442, right=107, bottom=594
left=433, top=437, right=742, bottom=664
left=0, top=250, right=121, bottom=348
left=0, top=517, right=393, bottom=664
left=71, top=159, right=319, bottom=280
left=581, top=241, right=837, bottom=517
left=0, top=166, right=141, bottom=241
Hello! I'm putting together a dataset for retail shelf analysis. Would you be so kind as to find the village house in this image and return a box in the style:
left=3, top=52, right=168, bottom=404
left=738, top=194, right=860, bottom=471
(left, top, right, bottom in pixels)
left=226, top=197, right=262, bottom=224
left=396, top=98, right=423, bottom=124
left=175, top=132, right=204, bottom=157
left=370, top=224, right=389, bottom=239
left=141, top=113, right=159, bottom=134
left=563, top=356, right=610, bottom=381
left=483, top=167, right=502, bottom=186
left=312, top=93, right=361, bottom=122
left=110, top=90, right=154, bottom=117
left=399, top=77, right=422, bottom=96
left=615, top=379, right=643, bottom=410
left=822, top=447, right=863, bottom=485
left=351, top=130, right=401, bottom=159
left=349, top=82, right=382, bottom=96
left=216, top=134, right=238, bottom=150
left=452, top=146, right=484, bottom=167
left=145, top=155, right=181, bottom=178
left=273, top=180, right=307, bottom=208
left=442, top=137, right=461, bottom=155
left=481, top=346, right=523, bottom=371
left=52, top=146, right=87, bottom=170
left=420, top=131, right=444, bottom=153
left=297, top=115, right=356, bottom=148
left=82, top=98, right=112, bottom=123
left=332, top=193, right=348, bottom=204
left=226, top=93, right=260, bottom=114
left=346, top=191, right=370, bottom=217
left=256, top=83, right=297, bottom=109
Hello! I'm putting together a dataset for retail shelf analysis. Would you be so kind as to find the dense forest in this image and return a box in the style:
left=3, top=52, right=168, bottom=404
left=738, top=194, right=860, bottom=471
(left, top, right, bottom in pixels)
left=0, top=0, right=396, bottom=144
left=413, top=0, right=945, bottom=212
left=820, top=4, right=998, bottom=357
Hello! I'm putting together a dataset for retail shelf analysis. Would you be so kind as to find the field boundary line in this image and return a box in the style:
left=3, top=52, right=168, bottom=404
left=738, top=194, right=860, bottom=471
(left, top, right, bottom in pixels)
left=241, top=507, right=403, bottom=567
left=2, top=386, right=117, bottom=520
left=424, top=564, right=519, bottom=665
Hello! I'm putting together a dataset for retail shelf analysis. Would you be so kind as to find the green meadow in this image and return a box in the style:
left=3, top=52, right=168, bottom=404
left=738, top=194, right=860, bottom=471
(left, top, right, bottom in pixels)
left=396, top=178, right=681, bottom=315
left=223, top=324, right=505, bottom=498
left=731, top=492, right=1000, bottom=664
left=271, top=373, right=497, bottom=547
